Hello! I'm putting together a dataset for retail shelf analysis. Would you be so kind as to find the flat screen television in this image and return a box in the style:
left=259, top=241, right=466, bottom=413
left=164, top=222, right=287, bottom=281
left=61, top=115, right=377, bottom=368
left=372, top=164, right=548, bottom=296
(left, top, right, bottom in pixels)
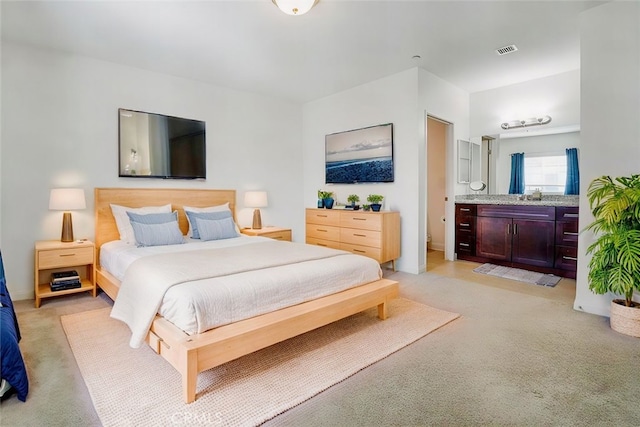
left=118, top=108, right=206, bottom=179
left=325, top=123, right=394, bottom=184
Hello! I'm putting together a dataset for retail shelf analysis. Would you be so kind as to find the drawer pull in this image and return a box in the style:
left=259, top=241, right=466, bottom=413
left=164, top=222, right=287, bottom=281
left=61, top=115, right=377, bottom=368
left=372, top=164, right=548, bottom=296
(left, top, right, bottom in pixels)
left=460, top=223, right=470, bottom=227
left=317, top=229, right=327, bottom=232
left=353, top=218, right=366, bottom=221
left=460, top=208, right=470, bottom=212
left=59, top=253, right=76, bottom=257
left=507, top=224, right=511, bottom=234
left=354, top=233, right=367, bottom=237
left=353, top=249, right=366, bottom=253
left=564, top=214, right=579, bottom=218
left=459, top=243, right=470, bottom=247
left=563, top=256, right=578, bottom=261
left=317, top=215, right=328, bottom=218
left=563, top=232, right=579, bottom=236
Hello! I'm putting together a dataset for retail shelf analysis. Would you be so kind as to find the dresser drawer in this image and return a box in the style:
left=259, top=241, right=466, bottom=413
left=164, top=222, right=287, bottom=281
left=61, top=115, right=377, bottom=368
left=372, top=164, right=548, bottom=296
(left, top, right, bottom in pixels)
left=340, top=228, right=382, bottom=248
left=306, top=224, right=340, bottom=241
left=340, top=212, right=382, bottom=231
left=305, top=209, right=341, bottom=226
left=38, top=246, right=93, bottom=269
left=339, top=243, right=382, bottom=261
left=306, top=237, right=341, bottom=250
left=555, top=246, right=578, bottom=270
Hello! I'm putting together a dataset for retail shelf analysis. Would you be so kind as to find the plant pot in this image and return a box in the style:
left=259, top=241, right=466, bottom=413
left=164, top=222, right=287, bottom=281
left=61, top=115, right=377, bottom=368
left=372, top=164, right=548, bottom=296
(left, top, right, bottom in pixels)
left=610, top=299, right=640, bottom=338
left=317, top=199, right=324, bottom=208
left=371, top=203, right=382, bottom=212
left=324, top=197, right=334, bottom=209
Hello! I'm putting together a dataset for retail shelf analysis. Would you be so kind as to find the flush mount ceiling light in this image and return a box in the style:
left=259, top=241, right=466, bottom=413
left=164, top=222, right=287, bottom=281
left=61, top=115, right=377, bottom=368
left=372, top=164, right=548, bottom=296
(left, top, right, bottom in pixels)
left=501, top=115, right=552, bottom=130
left=272, top=0, right=318, bottom=15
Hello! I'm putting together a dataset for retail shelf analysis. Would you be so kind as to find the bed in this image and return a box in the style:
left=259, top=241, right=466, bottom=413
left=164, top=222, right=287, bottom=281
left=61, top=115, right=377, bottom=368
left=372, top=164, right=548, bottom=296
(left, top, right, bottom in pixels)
left=94, top=188, right=399, bottom=403
left=0, top=250, right=29, bottom=402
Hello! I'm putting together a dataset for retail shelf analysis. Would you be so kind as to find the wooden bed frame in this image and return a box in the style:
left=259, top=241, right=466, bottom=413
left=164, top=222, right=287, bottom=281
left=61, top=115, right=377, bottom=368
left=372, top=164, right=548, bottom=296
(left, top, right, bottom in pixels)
left=94, top=187, right=399, bottom=403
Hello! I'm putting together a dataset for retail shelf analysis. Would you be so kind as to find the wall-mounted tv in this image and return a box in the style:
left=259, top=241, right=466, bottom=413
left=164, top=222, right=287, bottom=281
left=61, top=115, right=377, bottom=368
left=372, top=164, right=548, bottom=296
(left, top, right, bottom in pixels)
left=325, top=123, right=394, bottom=184
left=118, top=108, right=206, bottom=179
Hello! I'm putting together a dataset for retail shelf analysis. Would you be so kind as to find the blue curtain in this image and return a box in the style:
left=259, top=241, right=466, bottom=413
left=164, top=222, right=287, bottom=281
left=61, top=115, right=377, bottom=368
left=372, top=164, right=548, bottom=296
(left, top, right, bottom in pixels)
left=565, top=148, right=580, bottom=195
left=508, top=152, right=525, bottom=194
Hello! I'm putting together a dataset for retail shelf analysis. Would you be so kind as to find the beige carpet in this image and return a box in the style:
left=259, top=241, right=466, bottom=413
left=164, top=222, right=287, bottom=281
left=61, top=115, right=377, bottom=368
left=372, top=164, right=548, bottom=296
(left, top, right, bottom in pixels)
left=61, top=298, right=459, bottom=427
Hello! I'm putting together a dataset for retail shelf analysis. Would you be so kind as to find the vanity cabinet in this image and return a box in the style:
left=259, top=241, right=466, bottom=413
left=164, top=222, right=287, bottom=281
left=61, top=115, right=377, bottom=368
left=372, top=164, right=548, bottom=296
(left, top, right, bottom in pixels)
left=554, top=207, right=579, bottom=277
left=455, top=204, right=477, bottom=257
left=476, top=205, right=555, bottom=268
left=456, top=203, right=577, bottom=278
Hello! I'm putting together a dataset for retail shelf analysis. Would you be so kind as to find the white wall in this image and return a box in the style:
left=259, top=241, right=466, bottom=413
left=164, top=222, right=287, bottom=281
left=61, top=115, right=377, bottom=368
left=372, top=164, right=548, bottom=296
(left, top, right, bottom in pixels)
left=574, top=1, right=640, bottom=316
left=302, top=68, right=469, bottom=274
left=470, top=69, right=580, bottom=138
left=1, top=42, right=303, bottom=300
left=493, top=132, right=581, bottom=194
left=418, top=70, right=470, bottom=265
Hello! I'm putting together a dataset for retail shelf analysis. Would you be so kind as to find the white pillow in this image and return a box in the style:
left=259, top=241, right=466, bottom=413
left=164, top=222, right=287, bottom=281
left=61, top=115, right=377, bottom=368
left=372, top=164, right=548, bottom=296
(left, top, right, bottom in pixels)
left=110, top=203, right=172, bottom=244
left=183, top=203, right=239, bottom=236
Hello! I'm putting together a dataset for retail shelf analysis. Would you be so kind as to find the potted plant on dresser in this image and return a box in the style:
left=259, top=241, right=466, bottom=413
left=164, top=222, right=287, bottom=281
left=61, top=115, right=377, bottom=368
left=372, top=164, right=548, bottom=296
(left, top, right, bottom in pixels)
left=586, top=174, right=640, bottom=337
left=347, top=194, right=360, bottom=210
left=367, top=194, right=384, bottom=212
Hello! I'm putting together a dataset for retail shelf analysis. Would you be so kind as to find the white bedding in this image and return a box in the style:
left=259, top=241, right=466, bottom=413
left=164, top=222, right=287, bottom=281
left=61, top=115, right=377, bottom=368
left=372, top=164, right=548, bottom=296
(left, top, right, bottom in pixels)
left=102, top=237, right=382, bottom=347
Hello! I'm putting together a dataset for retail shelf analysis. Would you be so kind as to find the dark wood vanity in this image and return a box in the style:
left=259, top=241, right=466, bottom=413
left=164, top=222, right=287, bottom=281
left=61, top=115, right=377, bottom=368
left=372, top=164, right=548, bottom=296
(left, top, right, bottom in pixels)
left=455, top=202, right=579, bottom=278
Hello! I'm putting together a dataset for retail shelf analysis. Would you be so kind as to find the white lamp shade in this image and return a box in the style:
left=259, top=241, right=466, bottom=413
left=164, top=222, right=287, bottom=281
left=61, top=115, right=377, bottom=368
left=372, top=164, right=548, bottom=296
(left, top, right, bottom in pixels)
left=49, top=188, right=86, bottom=211
left=244, top=191, right=268, bottom=208
left=272, top=0, right=318, bottom=15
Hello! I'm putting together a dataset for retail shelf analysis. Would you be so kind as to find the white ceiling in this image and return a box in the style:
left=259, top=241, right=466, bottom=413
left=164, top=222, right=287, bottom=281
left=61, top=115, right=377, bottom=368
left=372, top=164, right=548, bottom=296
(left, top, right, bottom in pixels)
left=1, top=0, right=606, bottom=103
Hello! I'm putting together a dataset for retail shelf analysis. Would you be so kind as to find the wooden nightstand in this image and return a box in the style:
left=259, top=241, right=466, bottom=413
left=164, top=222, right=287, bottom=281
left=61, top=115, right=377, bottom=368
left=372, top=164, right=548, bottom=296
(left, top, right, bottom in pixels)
left=34, top=240, right=96, bottom=308
left=241, top=227, right=292, bottom=241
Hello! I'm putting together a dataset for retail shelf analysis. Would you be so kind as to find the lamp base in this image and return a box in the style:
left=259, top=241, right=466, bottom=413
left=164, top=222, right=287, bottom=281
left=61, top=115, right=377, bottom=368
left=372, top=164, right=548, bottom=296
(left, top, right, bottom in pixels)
left=61, top=212, right=74, bottom=242
left=252, top=209, right=262, bottom=230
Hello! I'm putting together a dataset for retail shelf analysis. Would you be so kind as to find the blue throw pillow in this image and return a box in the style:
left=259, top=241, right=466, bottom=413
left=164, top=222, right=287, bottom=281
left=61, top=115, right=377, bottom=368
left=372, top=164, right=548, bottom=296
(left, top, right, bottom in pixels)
left=195, top=217, right=240, bottom=241
left=126, top=211, right=184, bottom=247
left=127, top=211, right=178, bottom=225
left=185, top=210, right=235, bottom=239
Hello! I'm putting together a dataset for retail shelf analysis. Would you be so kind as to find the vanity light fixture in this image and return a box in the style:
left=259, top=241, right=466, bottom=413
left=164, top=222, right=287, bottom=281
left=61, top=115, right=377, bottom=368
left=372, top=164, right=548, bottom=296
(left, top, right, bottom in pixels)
left=501, top=115, right=552, bottom=130
left=272, top=0, right=318, bottom=15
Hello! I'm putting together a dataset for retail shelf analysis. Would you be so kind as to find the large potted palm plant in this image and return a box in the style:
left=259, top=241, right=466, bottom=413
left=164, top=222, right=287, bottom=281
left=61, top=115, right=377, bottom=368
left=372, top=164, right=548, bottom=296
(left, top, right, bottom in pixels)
left=586, top=174, right=640, bottom=337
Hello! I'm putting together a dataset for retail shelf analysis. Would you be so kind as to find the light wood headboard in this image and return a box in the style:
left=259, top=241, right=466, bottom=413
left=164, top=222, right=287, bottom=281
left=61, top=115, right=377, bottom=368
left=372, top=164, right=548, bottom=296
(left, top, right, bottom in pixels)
left=94, top=188, right=236, bottom=263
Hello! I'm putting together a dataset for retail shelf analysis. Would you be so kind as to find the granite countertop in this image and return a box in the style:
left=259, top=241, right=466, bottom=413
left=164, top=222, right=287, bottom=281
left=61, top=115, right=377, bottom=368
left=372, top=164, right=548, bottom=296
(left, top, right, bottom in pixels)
left=455, top=194, right=580, bottom=207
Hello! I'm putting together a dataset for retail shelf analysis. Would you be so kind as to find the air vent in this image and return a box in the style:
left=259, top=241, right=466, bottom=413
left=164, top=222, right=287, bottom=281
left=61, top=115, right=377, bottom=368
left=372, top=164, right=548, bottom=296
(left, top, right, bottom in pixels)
left=496, top=44, right=518, bottom=56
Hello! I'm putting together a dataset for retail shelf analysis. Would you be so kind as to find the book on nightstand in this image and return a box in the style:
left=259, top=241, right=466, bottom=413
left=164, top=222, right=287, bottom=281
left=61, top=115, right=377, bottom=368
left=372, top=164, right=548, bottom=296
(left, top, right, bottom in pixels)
left=50, top=270, right=81, bottom=291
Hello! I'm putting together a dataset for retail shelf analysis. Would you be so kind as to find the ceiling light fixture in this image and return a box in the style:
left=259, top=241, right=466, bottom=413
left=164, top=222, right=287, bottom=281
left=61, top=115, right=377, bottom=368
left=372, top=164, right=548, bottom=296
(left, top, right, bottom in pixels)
left=272, top=0, right=318, bottom=15
left=501, top=115, right=552, bottom=130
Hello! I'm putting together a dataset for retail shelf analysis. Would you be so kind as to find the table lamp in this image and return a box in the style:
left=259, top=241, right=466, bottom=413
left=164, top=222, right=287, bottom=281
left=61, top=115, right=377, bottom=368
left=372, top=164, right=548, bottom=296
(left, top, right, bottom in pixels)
left=49, top=188, right=86, bottom=242
left=244, top=191, right=268, bottom=230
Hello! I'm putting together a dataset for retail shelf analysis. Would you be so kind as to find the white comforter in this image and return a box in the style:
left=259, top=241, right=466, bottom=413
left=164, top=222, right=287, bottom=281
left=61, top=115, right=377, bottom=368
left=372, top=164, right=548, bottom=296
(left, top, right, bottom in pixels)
left=108, top=238, right=382, bottom=348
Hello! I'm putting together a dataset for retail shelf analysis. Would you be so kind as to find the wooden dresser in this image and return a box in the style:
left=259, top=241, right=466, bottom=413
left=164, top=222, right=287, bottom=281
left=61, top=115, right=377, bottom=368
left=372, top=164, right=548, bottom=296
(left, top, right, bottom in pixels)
left=305, top=208, right=400, bottom=270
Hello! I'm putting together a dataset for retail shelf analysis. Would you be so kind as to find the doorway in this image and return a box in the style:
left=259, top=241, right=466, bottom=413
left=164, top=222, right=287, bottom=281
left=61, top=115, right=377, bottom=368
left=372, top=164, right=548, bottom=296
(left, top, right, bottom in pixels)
left=426, top=116, right=451, bottom=266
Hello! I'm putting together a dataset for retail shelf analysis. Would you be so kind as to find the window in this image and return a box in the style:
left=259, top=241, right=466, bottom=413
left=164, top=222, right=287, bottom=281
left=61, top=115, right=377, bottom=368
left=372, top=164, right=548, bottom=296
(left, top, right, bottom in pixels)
left=524, top=155, right=566, bottom=194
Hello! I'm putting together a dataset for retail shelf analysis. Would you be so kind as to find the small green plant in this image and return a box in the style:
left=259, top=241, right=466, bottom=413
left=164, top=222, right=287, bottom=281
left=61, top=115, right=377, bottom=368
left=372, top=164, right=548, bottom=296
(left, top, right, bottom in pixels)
left=586, top=174, right=640, bottom=307
left=318, top=190, right=333, bottom=199
left=347, top=194, right=360, bottom=204
left=367, top=194, right=384, bottom=204
left=362, top=204, right=371, bottom=211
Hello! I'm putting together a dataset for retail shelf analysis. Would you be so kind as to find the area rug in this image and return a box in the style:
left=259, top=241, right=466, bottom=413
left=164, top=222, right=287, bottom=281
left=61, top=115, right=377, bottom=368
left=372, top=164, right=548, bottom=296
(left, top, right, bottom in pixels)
left=473, top=263, right=562, bottom=287
left=61, top=298, right=459, bottom=427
